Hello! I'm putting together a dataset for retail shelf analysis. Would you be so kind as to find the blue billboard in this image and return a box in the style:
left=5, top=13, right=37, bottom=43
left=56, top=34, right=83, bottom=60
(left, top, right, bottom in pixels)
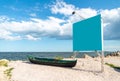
left=73, top=15, right=102, bottom=51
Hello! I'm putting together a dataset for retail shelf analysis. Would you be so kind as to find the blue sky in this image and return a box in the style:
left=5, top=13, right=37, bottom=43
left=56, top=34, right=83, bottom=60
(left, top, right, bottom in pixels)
left=0, top=0, right=120, bottom=52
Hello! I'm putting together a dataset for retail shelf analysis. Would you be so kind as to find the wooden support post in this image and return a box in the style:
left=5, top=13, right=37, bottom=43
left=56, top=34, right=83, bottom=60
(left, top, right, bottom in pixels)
left=73, top=51, right=78, bottom=59
left=96, top=50, right=104, bottom=72
left=101, top=51, right=104, bottom=72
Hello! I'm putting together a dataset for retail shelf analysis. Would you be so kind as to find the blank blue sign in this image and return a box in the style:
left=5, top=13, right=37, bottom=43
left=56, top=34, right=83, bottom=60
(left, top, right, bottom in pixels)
left=73, top=15, right=102, bottom=51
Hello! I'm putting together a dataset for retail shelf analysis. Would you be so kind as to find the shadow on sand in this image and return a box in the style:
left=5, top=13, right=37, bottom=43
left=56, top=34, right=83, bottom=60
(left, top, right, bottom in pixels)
left=70, top=68, right=102, bottom=74
left=24, top=61, right=102, bottom=74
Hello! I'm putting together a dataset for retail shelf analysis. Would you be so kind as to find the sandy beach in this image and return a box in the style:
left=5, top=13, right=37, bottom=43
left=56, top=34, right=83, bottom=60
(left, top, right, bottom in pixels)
left=0, top=56, right=120, bottom=81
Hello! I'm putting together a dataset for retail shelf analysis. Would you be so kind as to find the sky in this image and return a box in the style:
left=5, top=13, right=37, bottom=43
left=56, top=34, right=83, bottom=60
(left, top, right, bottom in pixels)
left=0, top=0, right=120, bottom=52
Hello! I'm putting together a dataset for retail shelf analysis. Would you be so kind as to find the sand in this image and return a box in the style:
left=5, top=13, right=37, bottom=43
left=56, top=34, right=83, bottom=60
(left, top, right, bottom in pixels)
left=0, top=56, right=120, bottom=81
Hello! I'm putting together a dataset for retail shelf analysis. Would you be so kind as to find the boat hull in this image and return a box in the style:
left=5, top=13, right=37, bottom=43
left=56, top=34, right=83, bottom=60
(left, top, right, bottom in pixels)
left=28, top=56, right=77, bottom=67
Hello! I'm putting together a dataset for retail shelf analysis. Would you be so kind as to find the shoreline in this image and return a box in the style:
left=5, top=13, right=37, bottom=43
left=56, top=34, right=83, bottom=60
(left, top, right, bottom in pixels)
left=0, top=56, right=120, bottom=81
left=0, top=51, right=120, bottom=61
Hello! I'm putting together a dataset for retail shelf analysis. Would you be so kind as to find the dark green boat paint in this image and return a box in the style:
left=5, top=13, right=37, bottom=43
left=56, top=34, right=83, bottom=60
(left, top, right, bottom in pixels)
left=27, top=56, right=77, bottom=67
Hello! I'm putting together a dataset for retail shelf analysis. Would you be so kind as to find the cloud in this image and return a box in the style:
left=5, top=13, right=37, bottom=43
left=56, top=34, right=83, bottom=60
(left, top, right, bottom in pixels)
left=0, top=15, right=70, bottom=40
left=0, top=1, right=120, bottom=41
left=77, top=8, right=97, bottom=18
left=0, top=29, right=21, bottom=40
left=0, top=16, right=10, bottom=22
left=51, top=0, right=76, bottom=16
left=26, top=35, right=40, bottom=40
left=51, top=0, right=120, bottom=40
left=101, top=8, right=120, bottom=40
left=51, top=0, right=97, bottom=17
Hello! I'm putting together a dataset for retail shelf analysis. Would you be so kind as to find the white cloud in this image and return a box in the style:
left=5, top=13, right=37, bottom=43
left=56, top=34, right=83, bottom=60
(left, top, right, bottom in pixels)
left=51, top=0, right=120, bottom=40
left=0, top=16, right=10, bottom=22
left=0, top=1, right=96, bottom=40
left=0, top=29, right=21, bottom=40
left=51, top=0, right=76, bottom=16
left=0, top=16, right=68, bottom=40
left=26, top=35, right=39, bottom=40
left=0, top=1, right=120, bottom=41
left=48, top=16, right=65, bottom=23
left=51, top=1, right=97, bottom=18
left=77, top=8, right=97, bottom=18
left=101, top=8, right=120, bottom=40
left=50, top=0, right=98, bottom=23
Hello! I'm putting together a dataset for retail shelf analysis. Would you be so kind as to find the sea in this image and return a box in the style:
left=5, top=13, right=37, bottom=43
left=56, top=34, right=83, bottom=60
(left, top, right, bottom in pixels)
left=0, top=52, right=112, bottom=61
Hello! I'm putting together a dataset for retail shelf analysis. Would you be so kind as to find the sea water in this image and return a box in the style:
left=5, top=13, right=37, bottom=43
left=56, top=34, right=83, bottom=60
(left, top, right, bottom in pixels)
left=0, top=52, right=111, bottom=61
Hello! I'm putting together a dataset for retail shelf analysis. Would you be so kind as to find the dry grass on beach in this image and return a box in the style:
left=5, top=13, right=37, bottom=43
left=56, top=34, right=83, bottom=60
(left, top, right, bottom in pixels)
left=0, top=56, right=120, bottom=81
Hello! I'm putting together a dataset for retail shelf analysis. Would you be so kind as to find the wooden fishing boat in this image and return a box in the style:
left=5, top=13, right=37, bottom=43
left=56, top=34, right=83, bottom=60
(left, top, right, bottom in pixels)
left=27, top=56, right=77, bottom=67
